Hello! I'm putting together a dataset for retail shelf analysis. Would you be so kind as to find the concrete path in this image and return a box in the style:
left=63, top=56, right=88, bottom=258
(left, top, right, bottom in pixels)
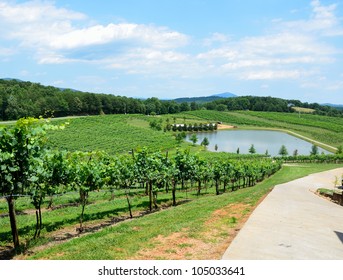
left=222, top=167, right=343, bottom=260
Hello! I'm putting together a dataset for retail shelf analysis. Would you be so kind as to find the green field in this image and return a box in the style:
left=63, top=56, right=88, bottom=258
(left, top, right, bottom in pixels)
left=45, top=111, right=343, bottom=154
left=47, top=115, right=179, bottom=154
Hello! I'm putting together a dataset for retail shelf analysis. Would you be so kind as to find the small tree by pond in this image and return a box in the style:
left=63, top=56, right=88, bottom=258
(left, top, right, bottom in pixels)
left=310, top=144, right=319, bottom=156
left=190, top=134, right=198, bottom=146
left=201, top=137, right=209, bottom=149
left=279, top=145, right=288, bottom=156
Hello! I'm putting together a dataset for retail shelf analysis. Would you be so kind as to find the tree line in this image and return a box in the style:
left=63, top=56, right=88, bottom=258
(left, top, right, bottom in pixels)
left=1, top=79, right=342, bottom=121
left=0, top=79, right=191, bottom=120
left=0, top=117, right=282, bottom=251
left=204, top=96, right=343, bottom=117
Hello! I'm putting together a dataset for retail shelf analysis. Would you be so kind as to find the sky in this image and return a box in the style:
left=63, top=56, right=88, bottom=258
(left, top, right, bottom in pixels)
left=0, top=0, right=343, bottom=103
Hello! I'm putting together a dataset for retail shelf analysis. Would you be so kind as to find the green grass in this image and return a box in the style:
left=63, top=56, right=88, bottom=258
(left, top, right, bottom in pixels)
left=0, top=184, right=217, bottom=247
left=317, top=188, right=333, bottom=196
left=22, top=163, right=341, bottom=260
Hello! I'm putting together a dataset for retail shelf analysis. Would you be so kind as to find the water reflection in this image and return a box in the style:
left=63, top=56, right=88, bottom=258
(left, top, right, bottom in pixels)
left=186, top=130, right=331, bottom=156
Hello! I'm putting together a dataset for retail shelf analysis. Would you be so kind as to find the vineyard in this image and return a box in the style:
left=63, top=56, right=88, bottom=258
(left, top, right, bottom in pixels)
left=0, top=117, right=283, bottom=258
left=47, top=115, right=178, bottom=154
left=45, top=111, right=343, bottom=156
left=1, top=112, right=343, bottom=259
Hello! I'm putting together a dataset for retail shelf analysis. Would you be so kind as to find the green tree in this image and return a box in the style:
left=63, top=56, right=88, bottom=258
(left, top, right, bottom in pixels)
left=180, top=102, right=191, bottom=112
left=175, top=132, right=186, bottom=145
left=337, top=145, right=343, bottom=154
left=190, top=134, right=198, bottom=146
left=190, top=101, right=198, bottom=111
left=201, top=137, right=210, bottom=149
left=216, top=104, right=227, bottom=111
left=279, top=145, right=288, bottom=156
left=310, top=145, right=319, bottom=156
left=249, top=144, right=256, bottom=154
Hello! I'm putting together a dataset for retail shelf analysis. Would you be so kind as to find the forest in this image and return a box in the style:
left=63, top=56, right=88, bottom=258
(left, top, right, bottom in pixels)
left=0, top=79, right=342, bottom=121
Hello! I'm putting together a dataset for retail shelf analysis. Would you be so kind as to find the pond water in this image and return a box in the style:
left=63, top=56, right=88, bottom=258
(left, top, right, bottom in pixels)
left=185, top=130, right=331, bottom=156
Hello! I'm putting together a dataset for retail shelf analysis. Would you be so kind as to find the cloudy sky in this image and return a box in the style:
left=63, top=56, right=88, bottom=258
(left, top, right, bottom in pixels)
left=0, top=0, right=342, bottom=103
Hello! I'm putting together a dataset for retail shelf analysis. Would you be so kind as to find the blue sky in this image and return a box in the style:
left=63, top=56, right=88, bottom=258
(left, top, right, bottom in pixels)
left=0, top=0, right=342, bottom=103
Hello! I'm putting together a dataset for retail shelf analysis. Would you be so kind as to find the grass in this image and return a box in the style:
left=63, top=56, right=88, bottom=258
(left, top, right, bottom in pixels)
left=17, top=163, right=341, bottom=260
left=0, top=184, right=217, bottom=248
left=317, top=188, right=333, bottom=196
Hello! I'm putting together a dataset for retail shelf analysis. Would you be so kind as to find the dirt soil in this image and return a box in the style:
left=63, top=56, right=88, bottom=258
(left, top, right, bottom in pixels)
left=217, top=124, right=235, bottom=130
left=129, top=203, right=252, bottom=260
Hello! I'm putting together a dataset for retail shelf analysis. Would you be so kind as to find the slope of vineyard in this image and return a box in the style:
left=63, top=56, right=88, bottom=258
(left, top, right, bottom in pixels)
left=48, top=114, right=177, bottom=154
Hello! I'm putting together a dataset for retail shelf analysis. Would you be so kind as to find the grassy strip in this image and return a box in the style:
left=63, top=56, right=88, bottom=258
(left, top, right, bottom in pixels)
left=26, top=163, right=341, bottom=260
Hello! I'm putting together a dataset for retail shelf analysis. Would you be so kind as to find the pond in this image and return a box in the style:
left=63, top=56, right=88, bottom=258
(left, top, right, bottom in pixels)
left=185, top=130, right=331, bottom=156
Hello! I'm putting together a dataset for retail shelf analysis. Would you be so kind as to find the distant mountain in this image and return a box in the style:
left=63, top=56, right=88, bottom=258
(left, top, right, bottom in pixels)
left=173, top=92, right=237, bottom=103
left=1, top=78, right=80, bottom=92
left=322, top=103, right=343, bottom=110
left=211, top=92, right=237, bottom=98
left=2, top=78, right=24, bottom=82
left=173, top=96, right=222, bottom=103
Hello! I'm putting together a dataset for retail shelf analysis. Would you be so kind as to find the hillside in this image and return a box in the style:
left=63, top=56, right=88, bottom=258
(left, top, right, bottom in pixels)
left=173, top=92, right=237, bottom=103
left=0, top=79, right=342, bottom=121
left=44, top=111, right=343, bottom=155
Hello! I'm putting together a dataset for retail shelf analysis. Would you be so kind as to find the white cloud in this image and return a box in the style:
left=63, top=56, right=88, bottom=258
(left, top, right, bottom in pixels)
left=326, top=80, right=343, bottom=90
left=0, top=46, right=15, bottom=56
left=197, top=0, right=341, bottom=81
left=107, top=48, right=195, bottom=78
left=0, top=0, right=188, bottom=65
left=282, top=0, right=343, bottom=35
left=0, top=1, right=85, bottom=24
left=203, top=32, right=231, bottom=46
left=242, top=70, right=302, bottom=80
left=0, top=0, right=341, bottom=85
left=49, top=23, right=188, bottom=50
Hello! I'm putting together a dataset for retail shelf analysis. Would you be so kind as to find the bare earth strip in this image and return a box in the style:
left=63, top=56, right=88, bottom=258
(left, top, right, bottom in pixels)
left=222, top=168, right=343, bottom=259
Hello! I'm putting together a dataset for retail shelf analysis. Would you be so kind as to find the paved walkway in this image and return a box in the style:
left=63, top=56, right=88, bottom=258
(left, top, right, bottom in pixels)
left=222, top=168, right=343, bottom=259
